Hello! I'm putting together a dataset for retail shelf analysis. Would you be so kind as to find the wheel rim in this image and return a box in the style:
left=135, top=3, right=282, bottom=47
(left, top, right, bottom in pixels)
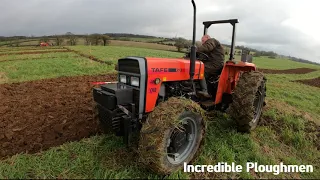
left=166, top=117, right=198, bottom=165
left=252, top=82, right=265, bottom=123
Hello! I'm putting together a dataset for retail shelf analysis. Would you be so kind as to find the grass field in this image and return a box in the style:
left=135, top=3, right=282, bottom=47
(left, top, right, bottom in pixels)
left=68, top=45, right=183, bottom=62
left=0, top=48, right=114, bottom=84
left=0, top=44, right=319, bottom=179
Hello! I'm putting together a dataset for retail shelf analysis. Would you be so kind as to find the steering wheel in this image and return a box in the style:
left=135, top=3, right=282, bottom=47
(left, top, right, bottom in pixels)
left=184, top=51, right=209, bottom=62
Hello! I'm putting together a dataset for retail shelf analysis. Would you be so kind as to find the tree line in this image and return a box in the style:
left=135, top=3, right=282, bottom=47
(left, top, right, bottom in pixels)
left=38, top=32, right=111, bottom=46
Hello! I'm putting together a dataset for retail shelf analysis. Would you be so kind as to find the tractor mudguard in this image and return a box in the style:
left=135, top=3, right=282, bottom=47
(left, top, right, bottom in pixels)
left=215, top=61, right=256, bottom=104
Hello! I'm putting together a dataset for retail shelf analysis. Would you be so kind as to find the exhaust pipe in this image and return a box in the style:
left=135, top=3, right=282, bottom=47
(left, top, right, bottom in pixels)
left=189, top=0, right=197, bottom=81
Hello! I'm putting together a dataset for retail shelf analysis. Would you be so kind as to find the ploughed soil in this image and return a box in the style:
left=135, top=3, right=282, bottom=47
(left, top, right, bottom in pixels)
left=258, top=68, right=317, bottom=74
left=294, top=77, right=320, bottom=88
left=0, top=50, right=70, bottom=56
left=0, top=74, right=117, bottom=158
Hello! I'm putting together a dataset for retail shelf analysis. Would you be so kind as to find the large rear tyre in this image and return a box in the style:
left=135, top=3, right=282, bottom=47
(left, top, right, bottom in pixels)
left=138, top=97, right=206, bottom=175
left=227, top=71, right=266, bottom=132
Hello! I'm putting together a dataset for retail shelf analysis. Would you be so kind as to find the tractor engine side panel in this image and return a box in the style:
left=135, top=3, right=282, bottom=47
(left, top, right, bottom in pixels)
left=144, top=57, right=205, bottom=113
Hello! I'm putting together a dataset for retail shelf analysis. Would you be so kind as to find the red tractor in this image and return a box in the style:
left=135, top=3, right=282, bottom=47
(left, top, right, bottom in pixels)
left=40, top=42, right=50, bottom=46
left=92, top=0, right=266, bottom=175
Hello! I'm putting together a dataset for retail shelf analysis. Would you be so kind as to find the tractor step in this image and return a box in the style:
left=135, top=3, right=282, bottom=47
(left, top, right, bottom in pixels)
left=200, top=100, right=215, bottom=107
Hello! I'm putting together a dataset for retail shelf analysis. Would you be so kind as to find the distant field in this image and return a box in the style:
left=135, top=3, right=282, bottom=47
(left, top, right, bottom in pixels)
left=0, top=44, right=319, bottom=179
left=75, top=39, right=178, bottom=51
left=0, top=39, right=48, bottom=46
left=113, top=37, right=165, bottom=42
left=109, top=40, right=178, bottom=51
left=252, top=56, right=320, bottom=70
left=67, top=45, right=183, bottom=62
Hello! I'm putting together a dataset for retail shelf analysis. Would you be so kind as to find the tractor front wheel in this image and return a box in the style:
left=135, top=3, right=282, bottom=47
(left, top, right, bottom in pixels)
left=227, top=71, right=266, bottom=132
left=138, top=97, right=206, bottom=175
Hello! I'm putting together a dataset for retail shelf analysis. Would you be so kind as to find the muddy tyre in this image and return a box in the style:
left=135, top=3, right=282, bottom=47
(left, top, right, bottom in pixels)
left=227, top=71, right=266, bottom=132
left=138, top=97, right=206, bottom=175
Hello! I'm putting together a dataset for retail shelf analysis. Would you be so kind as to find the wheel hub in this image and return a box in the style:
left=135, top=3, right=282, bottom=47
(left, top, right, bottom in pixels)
left=170, top=130, right=188, bottom=153
left=166, top=117, right=197, bottom=164
left=253, top=83, right=265, bottom=123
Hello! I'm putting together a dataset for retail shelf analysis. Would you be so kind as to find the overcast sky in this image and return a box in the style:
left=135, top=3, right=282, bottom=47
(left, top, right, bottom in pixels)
left=1, top=0, right=320, bottom=63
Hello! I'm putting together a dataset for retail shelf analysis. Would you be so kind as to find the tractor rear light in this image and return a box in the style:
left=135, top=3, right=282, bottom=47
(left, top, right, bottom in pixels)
left=130, top=76, right=139, bottom=87
left=120, top=75, right=127, bottom=83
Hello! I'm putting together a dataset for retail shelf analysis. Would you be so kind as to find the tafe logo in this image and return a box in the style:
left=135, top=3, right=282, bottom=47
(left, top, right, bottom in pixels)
left=151, top=68, right=168, bottom=72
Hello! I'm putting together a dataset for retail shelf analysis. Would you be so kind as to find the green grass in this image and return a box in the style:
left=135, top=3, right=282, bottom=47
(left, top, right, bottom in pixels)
left=0, top=55, right=113, bottom=84
left=264, top=70, right=320, bottom=124
left=0, top=45, right=319, bottom=178
left=0, top=52, right=76, bottom=62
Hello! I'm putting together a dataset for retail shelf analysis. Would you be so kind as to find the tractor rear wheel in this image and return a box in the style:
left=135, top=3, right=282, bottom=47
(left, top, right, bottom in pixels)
left=138, top=97, right=206, bottom=175
left=227, top=71, right=266, bottom=132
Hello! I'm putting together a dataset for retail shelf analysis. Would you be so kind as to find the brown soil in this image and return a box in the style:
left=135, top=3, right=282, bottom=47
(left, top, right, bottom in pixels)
left=0, top=73, right=117, bottom=158
left=0, top=50, right=70, bottom=56
left=258, top=68, right=317, bottom=74
left=294, top=77, right=320, bottom=88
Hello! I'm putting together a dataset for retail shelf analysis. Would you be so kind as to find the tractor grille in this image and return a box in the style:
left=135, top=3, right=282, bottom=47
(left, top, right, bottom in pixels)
left=118, top=59, right=140, bottom=74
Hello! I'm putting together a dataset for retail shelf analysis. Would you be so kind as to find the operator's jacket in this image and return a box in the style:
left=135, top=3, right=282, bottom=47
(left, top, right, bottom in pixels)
left=197, top=38, right=225, bottom=77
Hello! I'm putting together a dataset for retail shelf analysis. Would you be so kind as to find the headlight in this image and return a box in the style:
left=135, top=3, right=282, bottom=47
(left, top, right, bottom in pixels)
left=120, top=75, right=126, bottom=83
left=130, top=76, right=139, bottom=86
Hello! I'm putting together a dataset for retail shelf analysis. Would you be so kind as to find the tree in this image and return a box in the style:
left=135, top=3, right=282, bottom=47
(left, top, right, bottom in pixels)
left=54, top=35, right=64, bottom=46
left=101, top=35, right=111, bottom=46
left=174, top=37, right=187, bottom=52
left=65, top=32, right=77, bottom=46
left=84, top=34, right=91, bottom=45
left=39, top=36, right=49, bottom=43
left=90, top=34, right=102, bottom=45
left=69, top=36, right=77, bottom=46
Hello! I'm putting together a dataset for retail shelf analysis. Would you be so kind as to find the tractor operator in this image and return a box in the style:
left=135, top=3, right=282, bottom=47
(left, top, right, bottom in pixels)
left=196, top=34, right=225, bottom=97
